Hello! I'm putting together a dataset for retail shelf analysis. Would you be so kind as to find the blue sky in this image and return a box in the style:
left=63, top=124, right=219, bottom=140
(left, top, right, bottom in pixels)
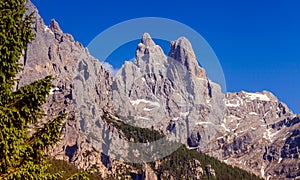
left=32, top=0, right=300, bottom=113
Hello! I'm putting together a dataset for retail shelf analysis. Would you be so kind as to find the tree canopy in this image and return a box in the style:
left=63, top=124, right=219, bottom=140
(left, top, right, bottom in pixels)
left=0, top=0, right=66, bottom=179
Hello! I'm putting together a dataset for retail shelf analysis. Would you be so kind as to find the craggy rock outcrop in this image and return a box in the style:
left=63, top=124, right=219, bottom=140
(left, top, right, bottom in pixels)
left=20, top=1, right=300, bottom=179
left=112, top=34, right=300, bottom=179
left=112, top=33, right=225, bottom=147
left=20, top=1, right=114, bottom=172
left=204, top=91, right=300, bottom=179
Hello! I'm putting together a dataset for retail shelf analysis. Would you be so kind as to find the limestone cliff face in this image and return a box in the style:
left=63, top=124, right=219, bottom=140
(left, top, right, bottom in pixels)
left=112, top=33, right=300, bottom=179
left=20, top=1, right=300, bottom=179
left=203, top=91, right=300, bottom=179
left=112, top=33, right=225, bottom=147
left=20, top=1, right=114, bottom=171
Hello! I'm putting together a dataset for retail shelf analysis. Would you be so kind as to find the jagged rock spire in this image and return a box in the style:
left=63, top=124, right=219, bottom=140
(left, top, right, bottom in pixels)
left=50, top=19, right=63, bottom=34
left=141, top=32, right=155, bottom=47
left=135, top=33, right=166, bottom=68
left=168, top=37, right=206, bottom=78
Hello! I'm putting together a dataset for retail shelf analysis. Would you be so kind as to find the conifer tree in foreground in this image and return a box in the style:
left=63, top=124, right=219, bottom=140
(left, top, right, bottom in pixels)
left=0, top=0, right=66, bottom=179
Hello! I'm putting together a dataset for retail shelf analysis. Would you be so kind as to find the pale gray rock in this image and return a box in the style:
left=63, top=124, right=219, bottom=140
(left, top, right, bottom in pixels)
left=203, top=91, right=300, bottom=179
left=168, top=37, right=206, bottom=78
left=20, top=1, right=300, bottom=179
left=112, top=33, right=226, bottom=148
left=20, top=1, right=116, bottom=171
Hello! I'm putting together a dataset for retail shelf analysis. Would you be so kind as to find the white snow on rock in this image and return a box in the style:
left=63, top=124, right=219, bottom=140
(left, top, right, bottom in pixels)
left=249, top=112, right=258, bottom=115
left=232, top=122, right=240, bottom=131
left=261, top=166, right=265, bottom=178
left=225, top=99, right=240, bottom=107
left=206, top=99, right=211, bottom=104
left=44, top=25, right=54, bottom=35
left=221, top=123, right=230, bottom=132
left=180, top=112, right=189, bottom=117
left=196, top=121, right=213, bottom=125
left=50, top=87, right=59, bottom=95
left=136, top=116, right=151, bottom=120
left=187, top=146, right=198, bottom=150
left=245, top=92, right=270, bottom=101
left=130, top=99, right=160, bottom=107
left=278, top=157, right=283, bottom=164
left=172, top=117, right=179, bottom=121
left=263, top=128, right=279, bottom=142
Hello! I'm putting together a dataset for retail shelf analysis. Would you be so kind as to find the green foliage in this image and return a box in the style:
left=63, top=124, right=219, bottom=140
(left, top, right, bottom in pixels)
left=104, top=116, right=262, bottom=180
left=102, top=113, right=163, bottom=143
left=47, top=159, right=102, bottom=180
left=0, top=0, right=34, bottom=91
left=154, top=146, right=263, bottom=180
left=0, top=0, right=71, bottom=179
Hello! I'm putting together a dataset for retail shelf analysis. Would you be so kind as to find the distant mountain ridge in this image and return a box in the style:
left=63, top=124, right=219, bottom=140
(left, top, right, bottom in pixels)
left=18, top=1, right=300, bottom=179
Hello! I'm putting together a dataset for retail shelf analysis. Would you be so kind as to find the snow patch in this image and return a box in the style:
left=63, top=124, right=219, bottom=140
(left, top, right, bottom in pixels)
left=196, top=121, right=213, bottom=125
left=172, top=117, right=179, bottom=121
left=136, top=116, right=151, bottom=120
left=180, top=112, right=189, bottom=117
left=187, top=146, right=198, bottom=150
left=232, top=122, right=240, bottom=131
left=263, top=111, right=270, bottom=118
left=225, top=101, right=240, bottom=107
left=263, top=128, right=279, bottom=141
left=50, top=87, right=59, bottom=95
left=206, top=99, right=211, bottom=104
left=221, top=123, right=230, bottom=132
left=245, top=92, right=270, bottom=101
left=261, top=166, right=265, bottom=178
left=44, top=25, right=54, bottom=35
left=130, top=99, right=160, bottom=107
left=249, top=112, right=258, bottom=115
left=143, top=108, right=152, bottom=111
left=278, top=157, right=283, bottom=164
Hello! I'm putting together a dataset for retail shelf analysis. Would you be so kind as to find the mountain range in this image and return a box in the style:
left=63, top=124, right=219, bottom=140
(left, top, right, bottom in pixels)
left=18, top=1, right=300, bottom=179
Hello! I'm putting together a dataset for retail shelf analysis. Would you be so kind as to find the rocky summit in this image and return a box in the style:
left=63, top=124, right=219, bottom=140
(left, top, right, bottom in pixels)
left=17, top=1, right=300, bottom=179
left=113, top=32, right=225, bottom=148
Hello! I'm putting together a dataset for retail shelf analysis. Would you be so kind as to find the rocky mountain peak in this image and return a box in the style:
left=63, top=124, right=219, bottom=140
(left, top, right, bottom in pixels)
left=19, top=3, right=300, bottom=178
left=135, top=33, right=167, bottom=68
left=168, top=37, right=206, bottom=78
left=49, top=19, right=63, bottom=34
left=141, top=32, right=155, bottom=47
left=170, top=37, right=195, bottom=59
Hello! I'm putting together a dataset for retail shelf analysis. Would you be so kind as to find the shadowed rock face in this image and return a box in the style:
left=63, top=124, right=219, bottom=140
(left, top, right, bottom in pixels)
left=20, top=1, right=300, bottom=179
left=20, top=1, right=115, bottom=171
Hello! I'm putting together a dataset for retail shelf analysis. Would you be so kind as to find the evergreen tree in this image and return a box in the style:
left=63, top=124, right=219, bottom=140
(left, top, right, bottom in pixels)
left=0, top=0, right=66, bottom=179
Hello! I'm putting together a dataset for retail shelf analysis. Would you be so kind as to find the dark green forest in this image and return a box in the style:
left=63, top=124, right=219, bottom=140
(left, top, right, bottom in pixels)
left=101, top=114, right=262, bottom=180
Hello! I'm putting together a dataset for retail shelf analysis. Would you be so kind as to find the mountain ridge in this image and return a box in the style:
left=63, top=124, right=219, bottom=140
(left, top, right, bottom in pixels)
left=17, top=1, right=300, bottom=179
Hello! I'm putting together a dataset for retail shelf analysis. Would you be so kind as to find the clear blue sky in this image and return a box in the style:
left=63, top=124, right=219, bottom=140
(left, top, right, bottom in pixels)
left=32, top=0, right=300, bottom=113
